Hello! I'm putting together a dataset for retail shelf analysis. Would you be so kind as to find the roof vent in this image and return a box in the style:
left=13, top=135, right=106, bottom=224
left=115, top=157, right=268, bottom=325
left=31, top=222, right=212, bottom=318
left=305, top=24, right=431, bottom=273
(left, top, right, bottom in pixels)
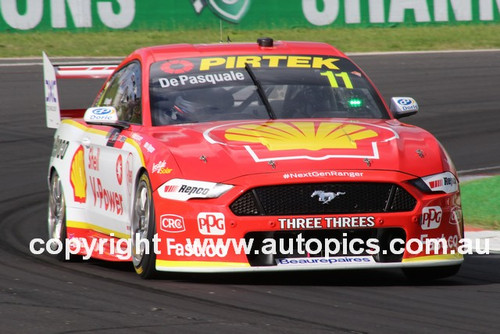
left=257, top=37, right=274, bottom=47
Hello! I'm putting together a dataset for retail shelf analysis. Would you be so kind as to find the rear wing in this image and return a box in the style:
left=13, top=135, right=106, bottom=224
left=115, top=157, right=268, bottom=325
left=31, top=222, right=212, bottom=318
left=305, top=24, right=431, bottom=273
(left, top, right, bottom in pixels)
left=42, top=52, right=119, bottom=128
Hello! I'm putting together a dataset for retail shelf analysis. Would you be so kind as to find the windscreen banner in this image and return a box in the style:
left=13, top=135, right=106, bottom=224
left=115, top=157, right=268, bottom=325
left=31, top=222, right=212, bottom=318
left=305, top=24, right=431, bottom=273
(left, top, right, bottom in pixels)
left=1, top=0, right=499, bottom=31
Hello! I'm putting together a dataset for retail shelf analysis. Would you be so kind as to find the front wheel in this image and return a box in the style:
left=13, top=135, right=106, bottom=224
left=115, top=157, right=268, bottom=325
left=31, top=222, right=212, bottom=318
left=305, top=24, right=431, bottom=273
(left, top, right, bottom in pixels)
left=131, top=173, right=157, bottom=279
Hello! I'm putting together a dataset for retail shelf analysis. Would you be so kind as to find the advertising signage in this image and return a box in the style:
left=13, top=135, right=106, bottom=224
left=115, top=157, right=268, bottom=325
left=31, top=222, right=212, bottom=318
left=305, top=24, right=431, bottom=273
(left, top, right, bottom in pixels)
left=1, top=0, right=499, bottom=32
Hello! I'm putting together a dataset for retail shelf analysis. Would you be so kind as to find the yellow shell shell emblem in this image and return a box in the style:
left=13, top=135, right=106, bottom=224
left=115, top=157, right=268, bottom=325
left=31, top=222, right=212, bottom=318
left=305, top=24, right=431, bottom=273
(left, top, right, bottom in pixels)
left=70, top=146, right=87, bottom=203
left=224, top=122, right=378, bottom=151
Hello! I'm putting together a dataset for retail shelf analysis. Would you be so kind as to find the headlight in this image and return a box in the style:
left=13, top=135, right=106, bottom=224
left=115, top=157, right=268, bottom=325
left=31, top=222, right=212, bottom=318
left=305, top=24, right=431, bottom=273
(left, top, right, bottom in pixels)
left=409, top=172, right=459, bottom=194
left=158, top=178, right=233, bottom=201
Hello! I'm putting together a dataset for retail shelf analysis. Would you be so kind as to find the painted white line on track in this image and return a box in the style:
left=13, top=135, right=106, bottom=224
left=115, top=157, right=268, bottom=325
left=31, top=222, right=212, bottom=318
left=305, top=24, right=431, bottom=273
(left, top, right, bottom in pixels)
left=458, top=166, right=500, bottom=174
left=0, top=62, right=42, bottom=67
left=2, top=49, right=500, bottom=66
left=347, top=48, right=500, bottom=56
left=0, top=58, right=122, bottom=67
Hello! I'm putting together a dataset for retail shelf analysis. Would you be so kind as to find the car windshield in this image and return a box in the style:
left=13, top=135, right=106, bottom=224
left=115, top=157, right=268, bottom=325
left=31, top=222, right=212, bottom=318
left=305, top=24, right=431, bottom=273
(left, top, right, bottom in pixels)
left=149, top=55, right=389, bottom=125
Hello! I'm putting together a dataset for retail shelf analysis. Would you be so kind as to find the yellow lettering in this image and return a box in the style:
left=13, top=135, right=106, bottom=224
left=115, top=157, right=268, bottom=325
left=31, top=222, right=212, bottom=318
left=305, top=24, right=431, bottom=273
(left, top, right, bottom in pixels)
left=312, top=57, right=340, bottom=70
left=198, top=55, right=341, bottom=71
left=236, top=56, right=262, bottom=68
left=287, top=56, right=311, bottom=68
left=262, top=55, right=288, bottom=67
left=226, top=56, right=236, bottom=69
left=200, top=57, right=226, bottom=71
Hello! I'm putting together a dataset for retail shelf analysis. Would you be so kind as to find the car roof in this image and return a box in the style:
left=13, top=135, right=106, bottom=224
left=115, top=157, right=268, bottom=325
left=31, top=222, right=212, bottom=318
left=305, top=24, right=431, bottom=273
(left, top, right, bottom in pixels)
left=123, top=40, right=348, bottom=65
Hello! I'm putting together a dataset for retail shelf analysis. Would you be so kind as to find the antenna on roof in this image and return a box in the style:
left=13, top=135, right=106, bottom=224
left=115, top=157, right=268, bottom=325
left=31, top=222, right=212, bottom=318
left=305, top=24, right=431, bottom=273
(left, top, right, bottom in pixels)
left=218, top=19, right=231, bottom=43
left=219, top=20, right=223, bottom=43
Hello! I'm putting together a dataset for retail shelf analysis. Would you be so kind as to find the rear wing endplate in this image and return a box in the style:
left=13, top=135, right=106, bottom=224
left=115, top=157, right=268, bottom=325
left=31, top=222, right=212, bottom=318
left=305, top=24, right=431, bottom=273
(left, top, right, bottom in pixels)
left=42, top=52, right=118, bottom=129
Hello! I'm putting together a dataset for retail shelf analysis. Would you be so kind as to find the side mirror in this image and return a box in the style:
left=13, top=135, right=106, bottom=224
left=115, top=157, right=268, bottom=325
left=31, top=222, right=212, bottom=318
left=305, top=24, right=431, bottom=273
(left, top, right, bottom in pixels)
left=84, top=107, right=128, bottom=129
left=390, top=97, right=418, bottom=119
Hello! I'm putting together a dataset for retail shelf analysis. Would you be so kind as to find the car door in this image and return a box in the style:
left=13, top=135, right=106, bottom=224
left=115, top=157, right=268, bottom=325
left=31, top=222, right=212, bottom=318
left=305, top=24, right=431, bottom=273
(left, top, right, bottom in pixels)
left=83, top=61, right=143, bottom=239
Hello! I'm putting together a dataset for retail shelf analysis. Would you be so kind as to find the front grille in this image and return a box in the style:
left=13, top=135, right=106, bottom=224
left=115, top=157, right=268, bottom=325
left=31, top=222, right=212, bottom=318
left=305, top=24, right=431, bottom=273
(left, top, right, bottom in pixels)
left=230, top=183, right=416, bottom=216
left=244, top=228, right=407, bottom=266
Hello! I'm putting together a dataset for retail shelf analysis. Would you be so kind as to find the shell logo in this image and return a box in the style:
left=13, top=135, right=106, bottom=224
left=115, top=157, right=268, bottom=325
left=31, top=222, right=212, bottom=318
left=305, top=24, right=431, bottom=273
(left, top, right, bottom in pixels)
left=224, top=122, right=378, bottom=151
left=70, top=145, right=86, bottom=203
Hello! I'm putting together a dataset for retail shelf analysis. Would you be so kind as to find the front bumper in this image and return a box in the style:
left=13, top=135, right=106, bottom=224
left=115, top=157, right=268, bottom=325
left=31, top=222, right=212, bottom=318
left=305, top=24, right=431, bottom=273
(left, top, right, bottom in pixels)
left=153, top=170, right=464, bottom=272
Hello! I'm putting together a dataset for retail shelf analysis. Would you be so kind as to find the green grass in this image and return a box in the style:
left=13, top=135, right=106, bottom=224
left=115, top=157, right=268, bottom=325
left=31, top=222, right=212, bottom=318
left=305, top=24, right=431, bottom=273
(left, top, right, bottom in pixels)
left=2, top=24, right=500, bottom=57
left=461, top=176, right=500, bottom=230
left=2, top=24, right=498, bottom=228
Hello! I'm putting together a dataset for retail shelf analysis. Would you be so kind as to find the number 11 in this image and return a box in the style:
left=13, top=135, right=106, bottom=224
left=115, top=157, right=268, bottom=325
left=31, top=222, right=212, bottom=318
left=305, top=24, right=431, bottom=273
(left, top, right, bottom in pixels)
left=320, top=71, right=353, bottom=89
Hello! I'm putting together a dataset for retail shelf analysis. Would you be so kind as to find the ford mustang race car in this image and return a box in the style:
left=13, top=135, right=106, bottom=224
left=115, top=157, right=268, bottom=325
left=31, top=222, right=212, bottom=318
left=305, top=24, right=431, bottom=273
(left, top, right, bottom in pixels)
left=44, top=38, right=464, bottom=279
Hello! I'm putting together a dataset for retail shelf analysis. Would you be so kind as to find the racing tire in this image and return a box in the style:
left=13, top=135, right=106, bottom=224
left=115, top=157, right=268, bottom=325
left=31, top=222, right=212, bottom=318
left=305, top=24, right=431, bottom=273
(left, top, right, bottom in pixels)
left=48, top=171, right=81, bottom=262
left=402, top=264, right=461, bottom=281
left=131, top=173, right=157, bottom=279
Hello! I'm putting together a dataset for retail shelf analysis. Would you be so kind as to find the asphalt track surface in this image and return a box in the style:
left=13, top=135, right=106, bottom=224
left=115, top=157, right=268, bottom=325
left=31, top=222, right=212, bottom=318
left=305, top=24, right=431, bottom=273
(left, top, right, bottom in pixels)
left=1, top=51, right=500, bottom=333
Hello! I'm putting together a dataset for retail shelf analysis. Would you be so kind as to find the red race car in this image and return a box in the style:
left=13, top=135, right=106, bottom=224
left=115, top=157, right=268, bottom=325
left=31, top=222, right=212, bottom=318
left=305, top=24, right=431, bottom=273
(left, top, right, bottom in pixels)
left=43, top=38, right=463, bottom=279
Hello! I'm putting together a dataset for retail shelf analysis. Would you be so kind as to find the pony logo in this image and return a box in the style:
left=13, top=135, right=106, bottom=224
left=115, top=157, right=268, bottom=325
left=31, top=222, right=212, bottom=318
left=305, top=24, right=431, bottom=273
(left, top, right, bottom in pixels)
left=311, top=190, right=346, bottom=204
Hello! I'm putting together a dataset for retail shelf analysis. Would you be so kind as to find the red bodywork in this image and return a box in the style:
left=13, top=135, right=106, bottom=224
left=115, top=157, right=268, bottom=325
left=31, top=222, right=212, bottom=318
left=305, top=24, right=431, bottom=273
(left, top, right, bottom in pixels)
left=55, top=41, right=463, bottom=271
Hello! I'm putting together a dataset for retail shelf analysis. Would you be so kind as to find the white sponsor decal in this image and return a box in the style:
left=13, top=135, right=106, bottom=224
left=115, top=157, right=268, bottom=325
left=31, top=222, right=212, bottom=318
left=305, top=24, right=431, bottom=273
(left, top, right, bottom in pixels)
left=283, top=170, right=364, bottom=179
left=88, top=146, right=100, bottom=171
left=197, top=212, right=225, bottom=235
left=395, top=97, right=418, bottom=111
left=276, top=256, right=375, bottom=266
left=449, top=207, right=462, bottom=225
left=422, top=172, right=459, bottom=194
left=125, top=153, right=133, bottom=195
left=160, top=214, right=186, bottom=233
left=325, top=216, right=375, bottom=228
left=131, top=133, right=143, bottom=142
left=143, top=142, right=155, bottom=153
left=278, top=216, right=376, bottom=229
left=158, top=179, right=232, bottom=201
left=420, top=233, right=461, bottom=253
left=421, top=206, right=442, bottom=230
left=89, top=176, right=124, bottom=215
left=152, top=160, right=172, bottom=174
left=158, top=71, right=245, bottom=88
left=87, top=107, right=117, bottom=121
